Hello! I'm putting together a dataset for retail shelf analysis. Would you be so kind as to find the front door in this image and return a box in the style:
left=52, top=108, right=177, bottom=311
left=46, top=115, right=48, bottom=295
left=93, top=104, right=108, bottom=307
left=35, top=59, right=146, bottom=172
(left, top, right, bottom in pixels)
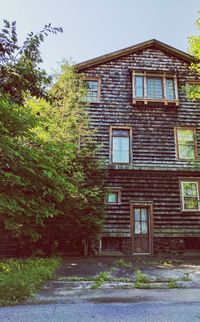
left=130, top=205, right=152, bottom=254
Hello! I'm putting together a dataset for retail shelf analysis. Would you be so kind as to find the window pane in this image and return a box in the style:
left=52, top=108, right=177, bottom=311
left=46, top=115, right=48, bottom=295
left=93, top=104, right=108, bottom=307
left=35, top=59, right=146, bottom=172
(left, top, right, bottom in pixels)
left=147, top=77, right=163, bottom=99
left=142, top=222, right=148, bottom=234
left=113, top=129, right=129, bottom=137
left=177, top=129, right=194, bottom=143
left=183, top=182, right=198, bottom=197
left=86, top=91, right=98, bottom=102
left=178, top=145, right=195, bottom=159
left=141, top=208, right=147, bottom=221
left=134, top=209, right=141, bottom=221
left=135, top=76, right=144, bottom=97
left=166, top=79, right=175, bottom=99
left=86, top=80, right=98, bottom=90
left=112, top=137, right=129, bottom=163
left=184, top=198, right=199, bottom=210
left=108, top=192, right=118, bottom=203
left=135, top=222, right=141, bottom=234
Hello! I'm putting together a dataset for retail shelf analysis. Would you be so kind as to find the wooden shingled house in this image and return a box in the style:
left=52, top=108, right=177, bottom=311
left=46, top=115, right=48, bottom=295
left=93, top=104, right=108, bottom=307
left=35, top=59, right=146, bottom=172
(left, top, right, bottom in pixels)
left=76, top=39, right=200, bottom=256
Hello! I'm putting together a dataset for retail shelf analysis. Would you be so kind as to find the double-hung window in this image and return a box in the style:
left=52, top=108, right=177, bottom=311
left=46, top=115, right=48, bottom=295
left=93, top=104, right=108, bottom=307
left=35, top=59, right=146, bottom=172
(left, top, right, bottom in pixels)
left=85, top=78, right=101, bottom=103
left=175, top=128, right=197, bottom=160
left=181, top=181, right=200, bottom=211
left=133, top=71, right=178, bottom=105
left=110, top=127, right=131, bottom=164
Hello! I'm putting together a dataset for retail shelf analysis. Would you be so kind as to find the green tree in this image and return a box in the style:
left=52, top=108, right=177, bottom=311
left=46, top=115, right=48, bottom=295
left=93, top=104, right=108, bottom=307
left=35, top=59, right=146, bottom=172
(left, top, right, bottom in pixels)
left=188, top=11, right=200, bottom=99
left=0, top=64, right=106, bottom=255
left=0, top=20, right=62, bottom=104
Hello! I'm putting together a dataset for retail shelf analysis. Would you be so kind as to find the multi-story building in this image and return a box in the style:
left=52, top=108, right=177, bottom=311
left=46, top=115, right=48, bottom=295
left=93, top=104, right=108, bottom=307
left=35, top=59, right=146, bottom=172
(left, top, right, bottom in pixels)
left=76, top=39, right=200, bottom=256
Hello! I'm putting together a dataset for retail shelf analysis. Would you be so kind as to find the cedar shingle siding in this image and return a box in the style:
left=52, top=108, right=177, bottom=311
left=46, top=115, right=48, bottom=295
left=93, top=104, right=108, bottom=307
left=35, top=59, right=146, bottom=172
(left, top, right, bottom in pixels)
left=77, top=40, right=200, bottom=255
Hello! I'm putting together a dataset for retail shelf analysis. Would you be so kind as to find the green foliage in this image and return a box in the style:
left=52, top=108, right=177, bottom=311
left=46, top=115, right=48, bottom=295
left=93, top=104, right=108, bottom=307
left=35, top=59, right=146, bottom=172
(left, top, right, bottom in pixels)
left=0, top=20, right=63, bottom=104
left=0, top=63, right=106, bottom=249
left=187, top=11, right=200, bottom=99
left=134, top=269, right=150, bottom=288
left=117, top=258, right=132, bottom=268
left=0, top=257, right=60, bottom=306
left=91, top=271, right=110, bottom=289
left=168, top=278, right=178, bottom=289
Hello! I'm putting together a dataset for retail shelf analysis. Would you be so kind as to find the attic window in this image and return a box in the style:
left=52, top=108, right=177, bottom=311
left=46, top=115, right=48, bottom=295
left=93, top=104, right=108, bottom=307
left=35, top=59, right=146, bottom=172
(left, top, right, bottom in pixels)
left=132, top=71, right=179, bottom=105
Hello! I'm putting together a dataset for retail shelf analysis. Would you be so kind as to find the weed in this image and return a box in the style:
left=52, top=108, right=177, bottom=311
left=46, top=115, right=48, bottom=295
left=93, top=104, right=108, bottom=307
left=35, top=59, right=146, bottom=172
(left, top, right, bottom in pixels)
left=134, top=269, right=150, bottom=284
left=90, top=271, right=110, bottom=289
left=168, top=279, right=178, bottom=288
left=181, top=272, right=191, bottom=282
left=134, top=269, right=150, bottom=288
left=117, top=258, right=132, bottom=268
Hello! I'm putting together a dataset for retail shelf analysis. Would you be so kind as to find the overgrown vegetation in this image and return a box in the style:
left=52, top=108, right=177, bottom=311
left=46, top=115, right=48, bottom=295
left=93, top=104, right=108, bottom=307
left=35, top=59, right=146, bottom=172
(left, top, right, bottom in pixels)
left=0, top=257, right=60, bottom=306
left=0, top=20, right=106, bottom=254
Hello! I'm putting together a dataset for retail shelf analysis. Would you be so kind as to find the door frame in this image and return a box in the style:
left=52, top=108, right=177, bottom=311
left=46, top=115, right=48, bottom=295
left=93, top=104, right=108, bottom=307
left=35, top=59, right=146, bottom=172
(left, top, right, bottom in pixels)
left=130, top=202, right=154, bottom=255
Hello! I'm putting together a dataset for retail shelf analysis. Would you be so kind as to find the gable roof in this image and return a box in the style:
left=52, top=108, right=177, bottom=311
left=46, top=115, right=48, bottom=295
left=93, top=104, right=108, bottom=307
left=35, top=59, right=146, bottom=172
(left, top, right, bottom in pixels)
left=76, top=39, right=194, bottom=71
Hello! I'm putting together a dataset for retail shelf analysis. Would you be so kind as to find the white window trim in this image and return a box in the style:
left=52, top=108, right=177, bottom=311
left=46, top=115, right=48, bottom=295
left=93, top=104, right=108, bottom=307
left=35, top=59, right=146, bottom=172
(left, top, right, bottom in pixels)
left=174, top=127, right=198, bottom=160
left=180, top=180, right=200, bottom=212
left=109, top=126, right=132, bottom=164
left=132, top=71, right=179, bottom=106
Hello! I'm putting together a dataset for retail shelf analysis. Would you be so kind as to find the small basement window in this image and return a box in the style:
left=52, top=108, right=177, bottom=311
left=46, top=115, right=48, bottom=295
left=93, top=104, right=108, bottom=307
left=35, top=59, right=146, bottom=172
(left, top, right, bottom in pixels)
left=132, top=71, right=179, bottom=105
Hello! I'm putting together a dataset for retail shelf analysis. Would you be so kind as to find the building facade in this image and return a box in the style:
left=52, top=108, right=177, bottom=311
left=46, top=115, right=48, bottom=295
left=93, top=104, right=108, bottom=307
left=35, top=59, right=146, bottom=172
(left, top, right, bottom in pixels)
left=76, top=39, right=200, bottom=256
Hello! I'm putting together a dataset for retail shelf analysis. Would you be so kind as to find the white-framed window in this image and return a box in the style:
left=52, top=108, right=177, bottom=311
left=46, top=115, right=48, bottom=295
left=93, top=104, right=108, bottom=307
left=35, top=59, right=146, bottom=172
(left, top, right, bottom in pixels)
left=132, top=71, right=179, bottom=105
left=175, top=127, right=197, bottom=160
left=110, top=127, right=131, bottom=164
left=84, top=78, right=101, bottom=103
left=181, top=181, right=200, bottom=211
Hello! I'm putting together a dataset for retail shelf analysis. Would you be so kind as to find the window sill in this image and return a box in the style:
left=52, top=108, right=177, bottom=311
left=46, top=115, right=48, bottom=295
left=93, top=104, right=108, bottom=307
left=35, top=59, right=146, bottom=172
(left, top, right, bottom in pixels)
left=181, top=209, right=200, bottom=212
left=132, top=98, right=179, bottom=106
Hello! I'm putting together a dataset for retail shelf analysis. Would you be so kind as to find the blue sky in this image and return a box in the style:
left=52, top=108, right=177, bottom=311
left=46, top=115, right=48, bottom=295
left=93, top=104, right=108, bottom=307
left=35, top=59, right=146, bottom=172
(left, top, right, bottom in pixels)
left=1, top=0, right=199, bottom=72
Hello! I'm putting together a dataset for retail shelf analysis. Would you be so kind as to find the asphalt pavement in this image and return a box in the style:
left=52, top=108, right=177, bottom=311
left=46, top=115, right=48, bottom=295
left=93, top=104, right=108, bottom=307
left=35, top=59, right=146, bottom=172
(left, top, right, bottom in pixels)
left=0, top=301, right=200, bottom=322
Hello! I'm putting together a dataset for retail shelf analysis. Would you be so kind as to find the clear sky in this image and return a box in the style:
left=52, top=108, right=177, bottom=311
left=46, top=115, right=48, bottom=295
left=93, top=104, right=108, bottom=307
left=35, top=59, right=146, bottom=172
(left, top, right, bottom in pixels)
left=1, top=0, right=199, bottom=72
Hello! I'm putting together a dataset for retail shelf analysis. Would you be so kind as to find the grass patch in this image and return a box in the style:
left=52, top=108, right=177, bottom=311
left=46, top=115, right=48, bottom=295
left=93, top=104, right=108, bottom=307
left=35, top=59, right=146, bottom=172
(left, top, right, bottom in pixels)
left=0, top=257, right=61, bottom=306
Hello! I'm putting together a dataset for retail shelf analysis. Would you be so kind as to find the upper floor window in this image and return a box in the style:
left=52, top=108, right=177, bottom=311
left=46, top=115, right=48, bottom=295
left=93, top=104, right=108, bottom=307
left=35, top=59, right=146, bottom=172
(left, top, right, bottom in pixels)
left=110, top=127, right=131, bottom=164
left=181, top=181, right=200, bottom=211
left=133, top=71, right=178, bottom=105
left=175, top=127, right=197, bottom=160
left=85, top=78, right=101, bottom=103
